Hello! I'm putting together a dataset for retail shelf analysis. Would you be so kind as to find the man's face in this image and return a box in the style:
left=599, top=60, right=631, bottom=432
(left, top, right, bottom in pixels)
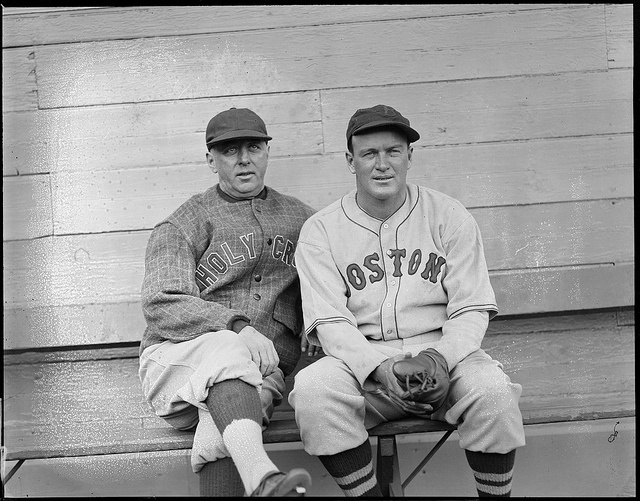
left=346, top=128, right=412, bottom=216
left=207, top=139, right=270, bottom=199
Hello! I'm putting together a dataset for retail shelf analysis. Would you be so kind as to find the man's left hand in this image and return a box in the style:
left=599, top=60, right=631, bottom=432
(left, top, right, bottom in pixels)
left=301, top=336, right=323, bottom=357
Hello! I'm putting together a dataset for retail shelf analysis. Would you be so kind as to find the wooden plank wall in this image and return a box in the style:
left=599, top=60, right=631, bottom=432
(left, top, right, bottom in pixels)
left=2, top=5, right=634, bottom=350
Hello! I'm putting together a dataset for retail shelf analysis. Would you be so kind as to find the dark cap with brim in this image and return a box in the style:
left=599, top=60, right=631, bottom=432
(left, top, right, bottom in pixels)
left=206, top=108, right=272, bottom=148
left=346, top=104, right=420, bottom=145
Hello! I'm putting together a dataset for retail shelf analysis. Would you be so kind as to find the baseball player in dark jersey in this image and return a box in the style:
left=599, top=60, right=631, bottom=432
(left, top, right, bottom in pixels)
left=139, top=108, right=317, bottom=496
left=290, top=105, right=526, bottom=497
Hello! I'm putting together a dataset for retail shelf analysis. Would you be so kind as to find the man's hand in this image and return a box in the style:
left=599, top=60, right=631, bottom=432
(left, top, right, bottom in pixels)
left=301, top=336, right=323, bottom=358
left=237, top=325, right=279, bottom=377
left=371, top=354, right=434, bottom=414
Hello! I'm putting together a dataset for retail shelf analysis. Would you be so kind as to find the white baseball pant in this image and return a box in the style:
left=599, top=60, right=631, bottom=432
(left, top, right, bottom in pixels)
left=138, top=330, right=286, bottom=472
left=289, top=343, right=525, bottom=456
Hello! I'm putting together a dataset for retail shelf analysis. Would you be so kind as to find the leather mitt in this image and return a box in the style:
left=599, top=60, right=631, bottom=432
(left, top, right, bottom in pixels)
left=392, top=348, right=450, bottom=410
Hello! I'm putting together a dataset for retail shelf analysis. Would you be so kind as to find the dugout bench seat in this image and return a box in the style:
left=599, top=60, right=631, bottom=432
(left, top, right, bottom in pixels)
left=2, top=308, right=635, bottom=497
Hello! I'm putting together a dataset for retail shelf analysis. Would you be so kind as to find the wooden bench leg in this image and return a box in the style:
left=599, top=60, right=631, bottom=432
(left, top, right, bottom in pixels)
left=375, top=429, right=455, bottom=497
left=1, top=458, right=25, bottom=488
left=401, top=429, right=455, bottom=492
left=376, top=435, right=403, bottom=497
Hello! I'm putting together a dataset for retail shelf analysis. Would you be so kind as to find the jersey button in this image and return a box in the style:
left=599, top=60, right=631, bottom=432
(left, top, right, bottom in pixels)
left=253, top=293, right=261, bottom=301
left=383, top=224, right=389, bottom=229
left=386, top=303, right=392, bottom=308
left=387, top=329, right=393, bottom=335
left=254, top=274, right=262, bottom=282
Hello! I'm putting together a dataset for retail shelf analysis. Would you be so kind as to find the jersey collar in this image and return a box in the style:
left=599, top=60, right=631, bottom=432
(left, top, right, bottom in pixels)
left=341, top=184, right=419, bottom=233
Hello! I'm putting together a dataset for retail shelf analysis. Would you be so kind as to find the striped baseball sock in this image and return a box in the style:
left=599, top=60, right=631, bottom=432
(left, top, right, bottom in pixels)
left=205, top=379, right=278, bottom=495
left=465, top=449, right=516, bottom=497
left=318, top=440, right=382, bottom=497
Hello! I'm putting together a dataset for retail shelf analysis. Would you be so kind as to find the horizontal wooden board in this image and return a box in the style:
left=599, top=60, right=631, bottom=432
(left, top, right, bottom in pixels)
left=1, top=5, right=556, bottom=48
left=476, top=198, right=634, bottom=270
left=3, top=197, right=634, bottom=310
left=32, top=7, right=606, bottom=109
left=491, top=262, right=634, bottom=317
left=3, top=262, right=634, bottom=350
left=407, top=135, right=633, bottom=207
left=2, top=174, right=53, bottom=241
left=485, top=308, right=633, bottom=336
left=3, top=312, right=634, bottom=460
left=3, top=199, right=632, bottom=308
left=1, top=47, right=38, bottom=113
left=3, top=302, right=147, bottom=350
left=39, top=134, right=632, bottom=236
left=321, top=69, right=633, bottom=152
left=10, top=306, right=633, bottom=363
left=3, top=69, right=632, bottom=178
left=2, top=92, right=322, bottom=177
left=606, top=4, right=634, bottom=69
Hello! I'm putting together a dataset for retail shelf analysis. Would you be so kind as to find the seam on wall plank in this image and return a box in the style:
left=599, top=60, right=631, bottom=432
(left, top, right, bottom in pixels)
left=3, top=263, right=634, bottom=350
left=605, top=4, right=634, bottom=69
left=28, top=7, right=607, bottom=108
left=1, top=5, right=579, bottom=48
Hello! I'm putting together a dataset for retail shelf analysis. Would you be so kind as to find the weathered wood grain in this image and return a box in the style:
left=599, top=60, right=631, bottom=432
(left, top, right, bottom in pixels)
left=11, top=306, right=632, bottom=362
left=3, top=67, right=632, bottom=179
left=606, top=4, right=634, bottom=69
left=1, top=5, right=555, bottom=48
left=491, top=263, right=634, bottom=316
left=3, top=231, right=148, bottom=308
left=476, top=198, right=634, bottom=270
left=2, top=199, right=632, bottom=309
left=1, top=47, right=38, bottom=113
left=2, top=262, right=634, bottom=349
left=2, top=174, right=53, bottom=241
left=2, top=92, right=322, bottom=177
left=31, top=7, right=606, bottom=109
left=41, top=134, right=632, bottom=236
left=1, top=4, right=633, bottom=359
left=3, top=302, right=146, bottom=350
left=321, top=69, right=633, bottom=152
left=3, top=313, right=634, bottom=461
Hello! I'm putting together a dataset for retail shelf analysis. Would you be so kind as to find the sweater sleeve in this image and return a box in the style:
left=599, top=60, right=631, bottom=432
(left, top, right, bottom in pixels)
left=141, top=222, right=250, bottom=343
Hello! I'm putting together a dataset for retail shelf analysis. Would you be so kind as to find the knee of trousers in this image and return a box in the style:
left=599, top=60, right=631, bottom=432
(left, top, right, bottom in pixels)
left=289, top=357, right=369, bottom=455
left=448, top=375, right=526, bottom=453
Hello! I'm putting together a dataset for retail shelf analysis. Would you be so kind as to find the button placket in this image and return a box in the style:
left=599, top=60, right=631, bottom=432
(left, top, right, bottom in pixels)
left=379, top=221, right=400, bottom=340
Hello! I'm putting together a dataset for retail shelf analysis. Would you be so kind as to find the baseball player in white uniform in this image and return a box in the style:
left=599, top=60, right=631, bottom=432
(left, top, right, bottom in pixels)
left=289, top=105, right=526, bottom=497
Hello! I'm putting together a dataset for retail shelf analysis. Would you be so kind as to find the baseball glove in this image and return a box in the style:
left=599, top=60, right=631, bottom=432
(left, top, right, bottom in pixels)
left=392, top=348, right=450, bottom=410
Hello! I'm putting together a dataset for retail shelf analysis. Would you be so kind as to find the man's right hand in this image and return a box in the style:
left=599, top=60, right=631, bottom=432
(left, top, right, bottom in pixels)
left=237, top=325, right=279, bottom=377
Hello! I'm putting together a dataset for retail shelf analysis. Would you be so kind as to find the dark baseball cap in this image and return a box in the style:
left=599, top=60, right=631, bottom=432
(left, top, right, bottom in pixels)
left=205, top=107, right=272, bottom=148
left=346, top=104, right=420, bottom=145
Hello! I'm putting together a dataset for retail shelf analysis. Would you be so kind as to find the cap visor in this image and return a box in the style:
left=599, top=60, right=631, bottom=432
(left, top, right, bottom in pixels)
left=207, top=130, right=272, bottom=146
left=353, top=120, right=420, bottom=143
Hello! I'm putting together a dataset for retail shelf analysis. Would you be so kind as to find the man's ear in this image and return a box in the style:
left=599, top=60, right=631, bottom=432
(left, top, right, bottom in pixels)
left=407, top=146, right=413, bottom=170
left=206, top=151, right=218, bottom=174
left=345, top=151, right=356, bottom=174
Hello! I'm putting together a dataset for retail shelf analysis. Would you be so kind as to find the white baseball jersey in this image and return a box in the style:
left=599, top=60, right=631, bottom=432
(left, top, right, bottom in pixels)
left=295, top=183, right=498, bottom=384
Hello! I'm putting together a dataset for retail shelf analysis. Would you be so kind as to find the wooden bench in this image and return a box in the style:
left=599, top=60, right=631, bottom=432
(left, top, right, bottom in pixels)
left=2, top=308, right=635, bottom=497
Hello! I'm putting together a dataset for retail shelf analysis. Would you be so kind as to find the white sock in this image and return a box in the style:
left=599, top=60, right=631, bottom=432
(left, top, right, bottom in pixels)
left=221, top=418, right=278, bottom=494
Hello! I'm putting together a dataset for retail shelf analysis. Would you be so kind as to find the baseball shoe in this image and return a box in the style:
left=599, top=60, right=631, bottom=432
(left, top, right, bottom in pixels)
left=250, top=468, right=312, bottom=497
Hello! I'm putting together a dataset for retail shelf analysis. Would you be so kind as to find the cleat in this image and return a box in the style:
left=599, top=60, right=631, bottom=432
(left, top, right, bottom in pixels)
left=250, top=468, right=312, bottom=497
